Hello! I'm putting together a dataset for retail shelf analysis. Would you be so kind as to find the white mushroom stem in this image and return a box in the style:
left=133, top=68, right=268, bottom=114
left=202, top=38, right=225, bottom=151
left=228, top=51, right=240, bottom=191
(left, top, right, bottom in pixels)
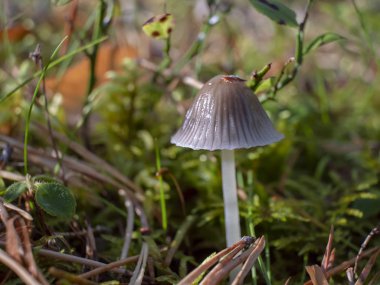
left=221, top=149, right=241, bottom=247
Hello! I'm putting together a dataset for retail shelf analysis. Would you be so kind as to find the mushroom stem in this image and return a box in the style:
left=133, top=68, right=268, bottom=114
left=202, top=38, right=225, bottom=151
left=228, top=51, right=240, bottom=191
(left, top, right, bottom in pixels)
left=221, top=149, right=241, bottom=247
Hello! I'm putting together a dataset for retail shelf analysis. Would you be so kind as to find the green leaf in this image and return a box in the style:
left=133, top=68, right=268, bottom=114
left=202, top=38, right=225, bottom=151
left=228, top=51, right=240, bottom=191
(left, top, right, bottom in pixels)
left=35, top=183, right=76, bottom=218
left=142, top=13, right=174, bottom=39
left=255, top=77, right=275, bottom=93
left=249, top=0, right=298, bottom=27
left=303, top=33, right=345, bottom=55
left=3, top=182, right=28, bottom=202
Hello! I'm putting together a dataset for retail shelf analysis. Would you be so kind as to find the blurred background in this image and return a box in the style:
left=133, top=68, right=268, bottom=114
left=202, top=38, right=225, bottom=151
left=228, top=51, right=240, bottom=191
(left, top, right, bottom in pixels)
left=0, top=0, right=379, bottom=283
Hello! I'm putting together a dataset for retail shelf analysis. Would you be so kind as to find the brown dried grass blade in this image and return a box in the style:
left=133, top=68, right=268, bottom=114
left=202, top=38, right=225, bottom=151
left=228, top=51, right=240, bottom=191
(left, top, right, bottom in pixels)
left=3, top=202, right=33, bottom=221
left=305, top=265, right=329, bottom=285
left=321, top=225, right=334, bottom=271
left=231, top=236, right=265, bottom=285
left=200, top=237, right=259, bottom=285
left=18, top=218, right=50, bottom=285
left=5, top=216, right=23, bottom=263
left=354, top=223, right=380, bottom=274
left=354, top=248, right=380, bottom=285
left=194, top=243, right=246, bottom=285
left=178, top=238, right=250, bottom=285
left=0, top=248, right=40, bottom=285
left=304, top=247, right=378, bottom=285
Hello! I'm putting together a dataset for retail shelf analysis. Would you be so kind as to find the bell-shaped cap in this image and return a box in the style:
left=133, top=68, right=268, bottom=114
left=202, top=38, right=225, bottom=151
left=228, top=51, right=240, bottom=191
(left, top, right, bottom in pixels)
left=171, top=75, right=284, bottom=150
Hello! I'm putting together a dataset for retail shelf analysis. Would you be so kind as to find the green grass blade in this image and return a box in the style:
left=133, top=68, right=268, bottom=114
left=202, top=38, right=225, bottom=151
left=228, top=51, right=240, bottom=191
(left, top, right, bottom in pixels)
left=24, top=36, right=68, bottom=174
left=155, top=141, right=167, bottom=231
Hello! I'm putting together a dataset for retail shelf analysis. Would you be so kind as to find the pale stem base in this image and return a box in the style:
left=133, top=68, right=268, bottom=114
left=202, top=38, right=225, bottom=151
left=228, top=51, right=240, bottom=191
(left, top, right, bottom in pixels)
left=221, top=149, right=241, bottom=247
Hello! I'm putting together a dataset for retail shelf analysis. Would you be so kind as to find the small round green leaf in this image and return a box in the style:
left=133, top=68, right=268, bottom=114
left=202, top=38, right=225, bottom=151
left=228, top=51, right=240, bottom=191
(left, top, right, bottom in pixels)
left=35, top=183, right=76, bottom=218
left=3, top=182, right=28, bottom=202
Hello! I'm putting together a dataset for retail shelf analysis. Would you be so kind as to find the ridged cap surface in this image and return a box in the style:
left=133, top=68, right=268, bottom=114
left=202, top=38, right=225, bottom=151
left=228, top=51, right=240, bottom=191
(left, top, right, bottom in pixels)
left=171, top=75, right=284, bottom=150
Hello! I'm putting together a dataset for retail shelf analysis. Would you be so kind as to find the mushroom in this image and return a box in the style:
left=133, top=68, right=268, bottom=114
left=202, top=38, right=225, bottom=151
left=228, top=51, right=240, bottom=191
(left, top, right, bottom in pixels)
left=171, top=75, right=283, bottom=246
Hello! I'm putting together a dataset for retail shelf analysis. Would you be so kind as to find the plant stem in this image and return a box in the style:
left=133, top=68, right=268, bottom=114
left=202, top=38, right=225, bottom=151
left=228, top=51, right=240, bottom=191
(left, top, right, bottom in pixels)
left=155, top=142, right=167, bottom=231
left=24, top=37, right=68, bottom=174
left=221, top=149, right=241, bottom=247
left=81, top=0, right=110, bottom=148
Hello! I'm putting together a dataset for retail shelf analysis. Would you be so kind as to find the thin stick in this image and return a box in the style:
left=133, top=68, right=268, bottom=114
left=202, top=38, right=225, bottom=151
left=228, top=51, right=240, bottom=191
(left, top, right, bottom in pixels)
left=221, top=149, right=241, bottom=247
left=129, top=242, right=149, bottom=285
left=0, top=249, right=40, bottom=285
left=354, top=223, right=380, bottom=274
left=0, top=170, right=24, bottom=182
left=49, top=267, right=97, bottom=285
left=119, top=189, right=135, bottom=260
left=36, top=247, right=128, bottom=275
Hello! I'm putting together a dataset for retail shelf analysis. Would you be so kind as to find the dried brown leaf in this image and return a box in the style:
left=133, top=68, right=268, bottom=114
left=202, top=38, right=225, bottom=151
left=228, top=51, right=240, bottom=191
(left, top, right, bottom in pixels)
left=231, top=236, right=265, bottom=285
left=355, top=249, right=380, bottom=285
left=305, top=265, right=329, bottom=285
left=178, top=237, right=252, bottom=285
left=321, top=225, right=334, bottom=271
left=5, top=216, right=23, bottom=264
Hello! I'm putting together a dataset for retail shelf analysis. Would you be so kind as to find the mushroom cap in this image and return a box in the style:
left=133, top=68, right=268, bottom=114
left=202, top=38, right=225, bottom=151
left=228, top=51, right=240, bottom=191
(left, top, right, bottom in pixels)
left=171, top=75, right=284, bottom=150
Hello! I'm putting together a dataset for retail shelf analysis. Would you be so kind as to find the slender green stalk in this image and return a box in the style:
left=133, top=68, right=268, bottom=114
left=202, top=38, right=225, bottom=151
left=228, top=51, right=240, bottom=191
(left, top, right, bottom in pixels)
left=81, top=0, right=110, bottom=146
left=160, top=36, right=172, bottom=70
left=153, top=36, right=172, bottom=82
left=267, top=0, right=313, bottom=101
left=155, top=142, right=167, bottom=231
left=24, top=37, right=68, bottom=174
